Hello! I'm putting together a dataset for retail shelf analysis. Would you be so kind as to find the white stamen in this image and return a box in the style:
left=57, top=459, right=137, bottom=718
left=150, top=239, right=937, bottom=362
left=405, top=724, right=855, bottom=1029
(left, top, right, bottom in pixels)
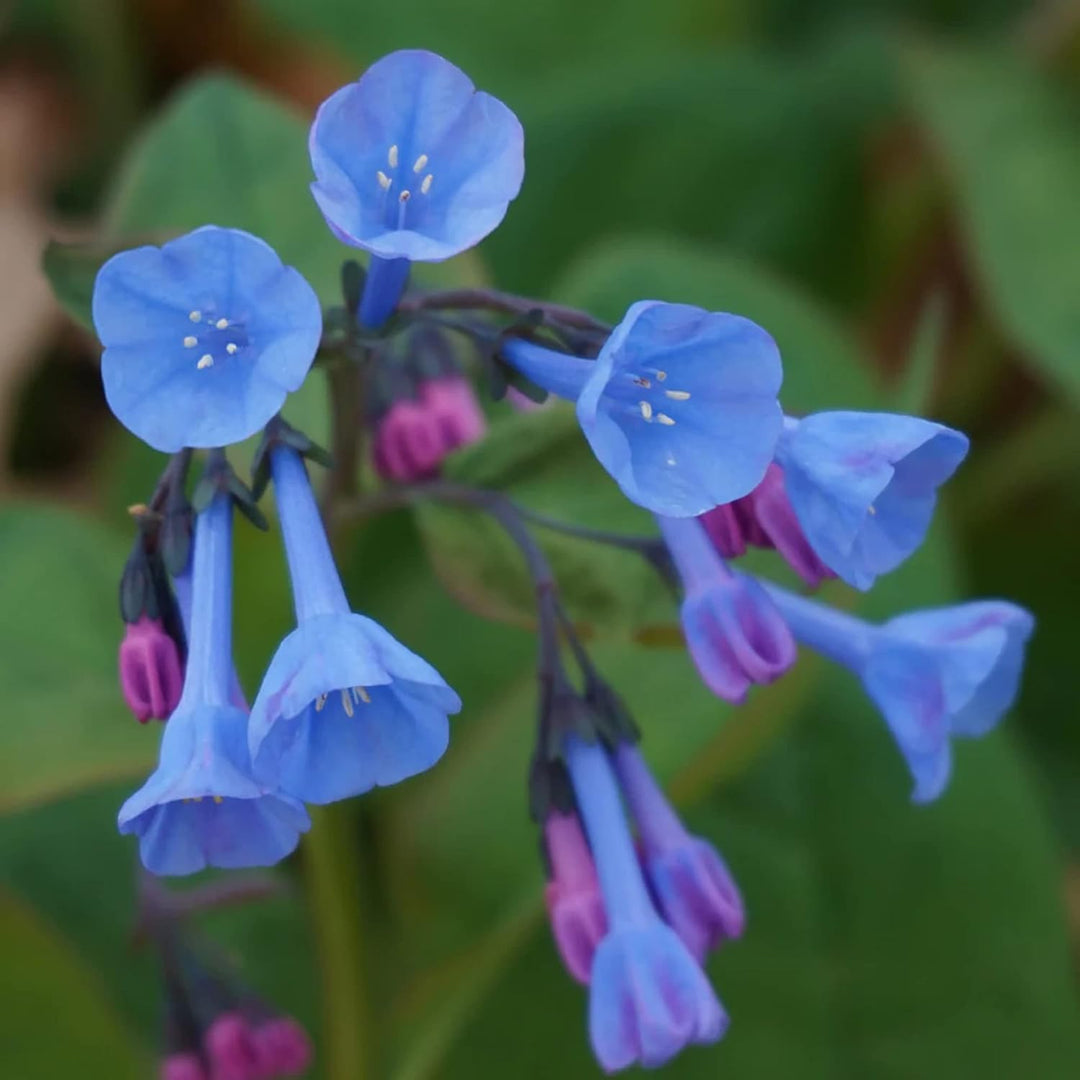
left=197, top=354, right=213, bottom=370
left=189, top=310, right=202, bottom=323
left=215, top=317, right=228, bottom=330
left=388, top=144, right=399, bottom=168
left=868, top=505, right=877, bottom=516
left=413, top=153, right=428, bottom=173
left=226, top=343, right=238, bottom=355
left=353, top=686, right=371, bottom=704
left=420, top=174, right=433, bottom=195
left=639, top=401, right=653, bottom=421
left=632, top=375, right=651, bottom=388
left=399, top=189, right=411, bottom=202
left=377, top=170, right=392, bottom=191
left=666, top=454, right=677, bottom=465
left=655, top=370, right=667, bottom=381
left=342, top=689, right=355, bottom=718
left=183, top=335, right=197, bottom=348
left=664, top=389, right=691, bottom=401
left=656, top=413, right=676, bottom=426
left=315, top=693, right=328, bottom=712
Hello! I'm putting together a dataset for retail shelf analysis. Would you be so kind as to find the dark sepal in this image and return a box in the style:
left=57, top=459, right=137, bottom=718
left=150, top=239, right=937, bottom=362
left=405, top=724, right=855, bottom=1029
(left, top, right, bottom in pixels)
left=529, top=749, right=576, bottom=825
left=485, top=313, right=551, bottom=403
left=251, top=417, right=334, bottom=499
left=341, top=259, right=365, bottom=322
left=192, top=453, right=268, bottom=531
left=159, top=484, right=194, bottom=578
left=226, top=471, right=268, bottom=531
left=584, top=675, right=641, bottom=747
left=408, top=323, right=462, bottom=381
left=119, top=531, right=160, bottom=624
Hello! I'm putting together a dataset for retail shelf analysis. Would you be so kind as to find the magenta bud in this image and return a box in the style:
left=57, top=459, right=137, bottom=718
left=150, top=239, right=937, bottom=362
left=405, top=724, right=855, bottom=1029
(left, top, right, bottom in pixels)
left=119, top=615, right=183, bottom=723
left=748, top=464, right=834, bottom=588
left=161, top=1052, right=208, bottom=1080
left=204, top=1013, right=261, bottom=1080
left=699, top=503, right=747, bottom=559
left=252, top=1017, right=313, bottom=1076
left=419, top=374, right=487, bottom=448
left=543, top=811, right=608, bottom=983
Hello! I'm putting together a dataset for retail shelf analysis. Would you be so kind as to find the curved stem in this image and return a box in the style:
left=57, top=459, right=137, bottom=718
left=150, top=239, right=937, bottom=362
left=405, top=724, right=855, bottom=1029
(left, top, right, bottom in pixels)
left=399, top=287, right=611, bottom=334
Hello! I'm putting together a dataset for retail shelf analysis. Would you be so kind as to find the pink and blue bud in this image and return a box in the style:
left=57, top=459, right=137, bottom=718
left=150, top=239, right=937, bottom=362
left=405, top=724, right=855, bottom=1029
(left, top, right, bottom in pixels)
left=658, top=514, right=796, bottom=703
left=776, top=411, right=969, bottom=590
left=309, top=50, right=524, bottom=327
left=765, top=584, right=1034, bottom=802
left=248, top=445, right=460, bottom=803
left=118, top=492, right=310, bottom=875
left=502, top=300, right=783, bottom=517
left=93, top=226, right=321, bottom=452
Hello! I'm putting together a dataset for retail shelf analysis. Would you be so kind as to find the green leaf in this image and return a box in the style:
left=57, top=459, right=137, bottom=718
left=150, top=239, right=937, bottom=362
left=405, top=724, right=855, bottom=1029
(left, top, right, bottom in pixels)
left=905, top=45, right=1080, bottom=400
left=0, top=505, right=155, bottom=812
left=0, top=889, right=148, bottom=1078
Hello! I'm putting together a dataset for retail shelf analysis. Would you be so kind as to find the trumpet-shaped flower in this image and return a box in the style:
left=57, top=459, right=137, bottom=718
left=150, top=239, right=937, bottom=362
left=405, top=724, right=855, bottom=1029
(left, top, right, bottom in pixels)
left=118, top=494, right=309, bottom=875
left=249, top=446, right=460, bottom=803
left=765, top=583, right=1034, bottom=801
left=94, top=226, right=321, bottom=452
left=776, top=411, right=969, bottom=590
left=502, top=301, right=783, bottom=517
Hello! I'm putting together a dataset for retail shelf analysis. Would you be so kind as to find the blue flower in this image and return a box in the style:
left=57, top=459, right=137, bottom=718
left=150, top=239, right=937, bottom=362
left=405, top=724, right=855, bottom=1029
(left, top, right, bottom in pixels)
left=764, top=584, right=1034, bottom=802
left=776, top=411, right=969, bottom=590
left=118, top=493, right=309, bottom=875
left=248, top=446, right=461, bottom=803
left=563, top=736, right=727, bottom=1071
left=502, top=301, right=783, bottom=516
left=658, top=514, right=795, bottom=702
left=309, top=49, right=524, bottom=327
left=93, top=226, right=322, bottom=452
left=613, top=743, right=744, bottom=961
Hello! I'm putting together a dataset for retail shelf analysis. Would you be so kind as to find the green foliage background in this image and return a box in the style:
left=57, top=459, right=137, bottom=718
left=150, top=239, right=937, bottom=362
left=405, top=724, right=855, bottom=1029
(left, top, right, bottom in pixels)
left=3, top=0, right=1079, bottom=1077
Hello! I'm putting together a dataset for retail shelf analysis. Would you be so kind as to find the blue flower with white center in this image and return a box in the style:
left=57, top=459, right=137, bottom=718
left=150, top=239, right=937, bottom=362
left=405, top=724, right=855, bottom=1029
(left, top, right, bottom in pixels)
left=502, top=301, right=783, bottom=517
left=248, top=446, right=461, bottom=803
left=93, top=226, right=322, bottom=452
left=564, top=735, right=727, bottom=1072
left=776, top=411, right=969, bottom=591
left=118, top=492, right=310, bottom=875
left=309, top=49, right=524, bottom=327
left=764, top=583, right=1034, bottom=802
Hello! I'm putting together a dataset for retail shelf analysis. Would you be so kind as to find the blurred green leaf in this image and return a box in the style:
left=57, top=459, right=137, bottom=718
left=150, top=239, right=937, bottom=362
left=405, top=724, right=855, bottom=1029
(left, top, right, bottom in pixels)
left=906, top=45, right=1080, bottom=400
left=0, top=505, right=154, bottom=812
left=0, top=888, right=147, bottom=1079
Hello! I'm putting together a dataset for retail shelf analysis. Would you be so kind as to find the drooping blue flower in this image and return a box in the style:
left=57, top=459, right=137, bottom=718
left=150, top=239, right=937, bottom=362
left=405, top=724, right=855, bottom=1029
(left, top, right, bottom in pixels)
left=564, top=735, right=727, bottom=1072
left=776, top=411, right=969, bottom=591
left=93, top=226, right=322, bottom=453
left=309, top=49, right=524, bottom=327
left=764, top=583, right=1034, bottom=802
left=119, top=493, right=310, bottom=875
left=502, top=301, right=784, bottom=517
left=248, top=446, right=461, bottom=803
left=657, top=514, right=796, bottom=702
left=613, top=743, right=744, bottom=962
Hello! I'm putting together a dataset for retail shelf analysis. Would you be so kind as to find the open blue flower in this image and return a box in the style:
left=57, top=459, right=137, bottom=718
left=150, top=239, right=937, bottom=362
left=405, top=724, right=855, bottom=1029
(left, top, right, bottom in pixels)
left=94, top=226, right=322, bottom=452
left=776, top=411, right=969, bottom=590
left=564, top=736, right=727, bottom=1071
left=248, top=446, right=461, bottom=803
left=502, top=301, right=783, bottom=517
left=310, top=49, right=524, bottom=327
left=765, top=584, right=1034, bottom=802
left=118, top=492, right=309, bottom=875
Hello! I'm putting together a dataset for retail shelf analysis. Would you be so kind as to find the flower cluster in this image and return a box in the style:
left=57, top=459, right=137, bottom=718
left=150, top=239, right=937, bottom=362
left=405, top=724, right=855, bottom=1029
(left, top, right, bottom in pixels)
left=90, top=47, right=1033, bottom=1075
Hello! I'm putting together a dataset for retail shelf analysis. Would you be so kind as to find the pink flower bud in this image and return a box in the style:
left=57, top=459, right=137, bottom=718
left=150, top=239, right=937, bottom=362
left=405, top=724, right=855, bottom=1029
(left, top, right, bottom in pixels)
left=161, top=1052, right=208, bottom=1080
left=119, top=616, right=183, bottom=723
left=252, top=1017, right=313, bottom=1076
left=204, top=1013, right=261, bottom=1080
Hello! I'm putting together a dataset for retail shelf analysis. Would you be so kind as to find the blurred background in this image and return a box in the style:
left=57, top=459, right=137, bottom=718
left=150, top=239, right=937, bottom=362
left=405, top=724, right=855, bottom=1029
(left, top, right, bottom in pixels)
left=2, top=0, right=1080, bottom=1077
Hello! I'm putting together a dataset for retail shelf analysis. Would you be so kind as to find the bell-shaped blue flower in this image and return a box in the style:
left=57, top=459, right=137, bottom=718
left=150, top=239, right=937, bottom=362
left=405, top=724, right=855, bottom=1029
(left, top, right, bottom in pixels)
left=502, top=301, right=783, bottom=517
left=309, top=49, right=524, bottom=327
left=93, top=226, right=322, bottom=452
left=658, top=514, right=796, bottom=702
left=764, top=583, right=1034, bottom=802
left=564, top=735, right=727, bottom=1072
left=118, top=493, right=310, bottom=875
left=776, top=411, right=969, bottom=590
left=249, top=446, right=461, bottom=803
left=613, top=743, right=744, bottom=962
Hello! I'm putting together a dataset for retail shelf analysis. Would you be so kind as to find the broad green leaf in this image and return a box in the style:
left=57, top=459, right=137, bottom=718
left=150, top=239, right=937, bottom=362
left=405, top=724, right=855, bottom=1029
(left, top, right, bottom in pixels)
left=905, top=45, right=1080, bottom=400
left=0, top=505, right=155, bottom=812
left=0, top=888, right=147, bottom=1078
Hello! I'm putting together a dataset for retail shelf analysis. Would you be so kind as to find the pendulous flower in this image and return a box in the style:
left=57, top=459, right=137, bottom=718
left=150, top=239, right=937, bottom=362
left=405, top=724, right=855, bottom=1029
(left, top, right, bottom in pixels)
left=658, top=514, right=796, bottom=703
left=118, top=492, right=310, bottom=875
left=310, top=49, right=524, bottom=327
left=776, top=411, right=969, bottom=590
left=119, top=615, right=184, bottom=723
left=564, top=735, right=727, bottom=1072
left=765, top=583, right=1034, bottom=802
left=94, top=226, right=321, bottom=452
left=502, top=301, right=783, bottom=517
left=249, top=444, right=461, bottom=803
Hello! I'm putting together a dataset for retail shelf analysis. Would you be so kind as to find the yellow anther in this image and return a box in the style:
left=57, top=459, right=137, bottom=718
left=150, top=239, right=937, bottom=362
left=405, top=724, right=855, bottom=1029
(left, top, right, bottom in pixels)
left=315, top=693, right=328, bottom=712
left=226, top=343, right=238, bottom=355
left=413, top=153, right=428, bottom=173
left=355, top=686, right=371, bottom=704
left=127, top=502, right=148, bottom=517
left=388, top=144, right=399, bottom=168
left=341, top=689, right=355, bottom=718
left=215, top=317, right=228, bottom=330
left=656, top=413, right=676, bottom=426
left=868, top=505, right=878, bottom=516
left=664, top=389, right=691, bottom=401
left=655, top=370, right=667, bottom=381
left=197, top=354, right=214, bottom=370
left=192, top=796, right=203, bottom=803
left=189, top=310, right=202, bottom=323
left=420, top=173, right=433, bottom=195
left=213, top=795, right=223, bottom=804
left=183, top=335, right=197, bottom=348
left=639, top=401, right=653, bottom=421
left=399, top=189, right=411, bottom=202
left=377, top=170, right=392, bottom=191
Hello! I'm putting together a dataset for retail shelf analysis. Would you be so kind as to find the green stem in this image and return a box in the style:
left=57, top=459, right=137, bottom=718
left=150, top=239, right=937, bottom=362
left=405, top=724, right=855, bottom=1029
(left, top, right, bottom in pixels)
left=304, top=804, right=370, bottom=1080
